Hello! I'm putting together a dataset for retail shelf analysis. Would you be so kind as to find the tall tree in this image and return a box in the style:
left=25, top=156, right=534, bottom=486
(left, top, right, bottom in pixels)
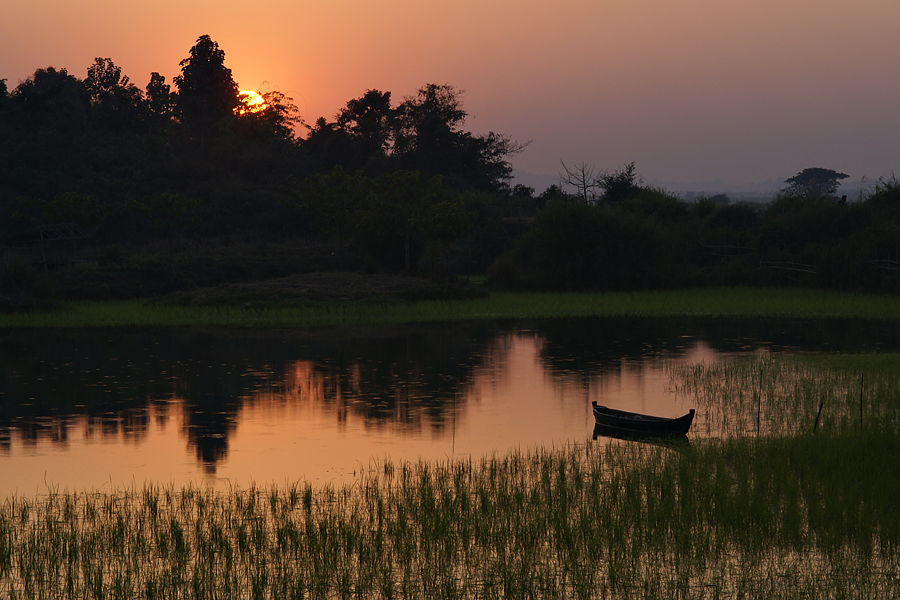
left=393, top=84, right=466, bottom=167
left=146, top=72, right=174, bottom=119
left=173, top=35, right=239, bottom=129
left=392, top=84, right=523, bottom=191
left=336, top=89, right=393, bottom=171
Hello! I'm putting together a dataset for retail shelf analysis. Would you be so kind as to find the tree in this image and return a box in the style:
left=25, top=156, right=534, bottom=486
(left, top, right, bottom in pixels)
left=337, top=89, right=393, bottom=169
left=146, top=72, right=174, bottom=119
left=598, top=161, right=641, bottom=203
left=392, top=84, right=524, bottom=191
left=558, top=161, right=600, bottom=204
left=173, top=35, right=239, bottom=129
left=84, top=58, right=144, bottom=123
left=236, top=89, right=301, bottom=141
left=393, top=84, right=466, bottom=160
left=11, top=67, right=87, bottom=118
left=302, top=117, right=356, bottom=173
left=784, top=167, right=849, bottom=199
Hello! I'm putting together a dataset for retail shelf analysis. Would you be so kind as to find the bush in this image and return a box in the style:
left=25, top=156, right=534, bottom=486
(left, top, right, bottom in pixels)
left=489, top=201, right=671, bottom=291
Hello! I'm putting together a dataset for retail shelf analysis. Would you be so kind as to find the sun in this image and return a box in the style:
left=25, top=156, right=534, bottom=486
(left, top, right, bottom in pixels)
left=236, top=90, right=267, bottom=115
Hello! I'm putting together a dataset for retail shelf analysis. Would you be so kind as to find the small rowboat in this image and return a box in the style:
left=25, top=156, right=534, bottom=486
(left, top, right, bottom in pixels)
left=592, top=401, right=695, bottom=437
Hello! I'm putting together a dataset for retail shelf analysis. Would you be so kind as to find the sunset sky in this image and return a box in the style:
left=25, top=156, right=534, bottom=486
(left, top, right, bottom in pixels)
left=3, top=0, right=898, bottom=192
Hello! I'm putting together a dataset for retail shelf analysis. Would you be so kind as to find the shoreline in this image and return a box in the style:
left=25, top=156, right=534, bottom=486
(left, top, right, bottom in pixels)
left=2, top=287, right=899, bottom=328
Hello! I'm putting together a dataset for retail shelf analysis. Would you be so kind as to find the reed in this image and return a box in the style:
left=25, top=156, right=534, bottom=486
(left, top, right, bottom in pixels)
left=669, top=352, right=900, bottom=437
left=2, top=287, right=900, bottom=328
left=2, top=430, right=899, bottom=599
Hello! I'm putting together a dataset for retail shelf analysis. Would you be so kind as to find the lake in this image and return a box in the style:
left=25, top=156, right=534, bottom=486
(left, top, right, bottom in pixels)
left=2, top=317, right=896, bottom=497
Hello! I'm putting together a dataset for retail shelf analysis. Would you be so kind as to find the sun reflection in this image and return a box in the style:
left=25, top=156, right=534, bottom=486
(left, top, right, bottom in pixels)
left=236, top=90, right=267, bottom=115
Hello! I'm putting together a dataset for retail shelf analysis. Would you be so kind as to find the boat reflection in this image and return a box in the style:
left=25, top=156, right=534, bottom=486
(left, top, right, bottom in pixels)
left=591, top=422, right=690, bottom=449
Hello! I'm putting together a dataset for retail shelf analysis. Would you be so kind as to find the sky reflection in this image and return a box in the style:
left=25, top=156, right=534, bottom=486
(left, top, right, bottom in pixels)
left=1, top=318, right=895, bottom=496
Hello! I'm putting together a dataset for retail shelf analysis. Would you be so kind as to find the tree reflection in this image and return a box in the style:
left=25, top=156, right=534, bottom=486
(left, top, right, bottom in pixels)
left=0, top=324, right=492, bottom=469
left=1, top=318, right=896, bottom=471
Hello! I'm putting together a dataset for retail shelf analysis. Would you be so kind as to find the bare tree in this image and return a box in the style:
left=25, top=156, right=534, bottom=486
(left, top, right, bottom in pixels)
left=558, top=161, right=601, bottom=204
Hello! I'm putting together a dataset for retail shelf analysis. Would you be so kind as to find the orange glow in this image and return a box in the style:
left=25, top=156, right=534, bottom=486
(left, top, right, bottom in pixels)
left=236, top=90, right=267, bottom=115
left=2, top=0, right=900, bottom=187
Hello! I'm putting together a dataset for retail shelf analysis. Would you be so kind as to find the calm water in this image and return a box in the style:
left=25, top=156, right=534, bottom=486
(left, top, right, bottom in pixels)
left=1, top=317, right=897, bottom=496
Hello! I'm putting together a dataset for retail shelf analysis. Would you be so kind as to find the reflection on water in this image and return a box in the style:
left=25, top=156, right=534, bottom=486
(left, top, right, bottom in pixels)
left=1, top=317, right=896, bottom=495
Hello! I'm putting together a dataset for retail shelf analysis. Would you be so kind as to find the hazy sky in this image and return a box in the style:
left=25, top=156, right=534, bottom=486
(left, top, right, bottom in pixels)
left=3, top=0, right=899, bottom=190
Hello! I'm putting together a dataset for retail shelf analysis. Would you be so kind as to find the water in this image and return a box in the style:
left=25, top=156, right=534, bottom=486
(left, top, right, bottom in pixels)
left=1, top=317, right=896, bottom=496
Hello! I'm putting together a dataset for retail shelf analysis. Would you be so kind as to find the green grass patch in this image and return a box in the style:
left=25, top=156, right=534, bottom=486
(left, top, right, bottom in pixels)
left=2, top=287, right=900, bottom=328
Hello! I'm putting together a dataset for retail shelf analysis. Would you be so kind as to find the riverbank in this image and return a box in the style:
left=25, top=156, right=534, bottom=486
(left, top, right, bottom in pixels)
left=2, top=285, right=899, bottom=328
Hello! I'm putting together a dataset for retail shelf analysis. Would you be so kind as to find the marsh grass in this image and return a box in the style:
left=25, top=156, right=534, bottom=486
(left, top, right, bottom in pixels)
left=670, top=352, right=900, bottom=437
left=3, top=432, right=900, bottom=599
left=2, top=287, right=900, bottom=328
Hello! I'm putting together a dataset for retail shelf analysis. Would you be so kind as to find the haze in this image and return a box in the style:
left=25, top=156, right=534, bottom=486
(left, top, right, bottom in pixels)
left=3, top=0, right=898, bottom=190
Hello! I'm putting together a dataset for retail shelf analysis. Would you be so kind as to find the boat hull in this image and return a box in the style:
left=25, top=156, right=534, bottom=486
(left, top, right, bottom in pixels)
left=591, top=402, right=695, bottom=437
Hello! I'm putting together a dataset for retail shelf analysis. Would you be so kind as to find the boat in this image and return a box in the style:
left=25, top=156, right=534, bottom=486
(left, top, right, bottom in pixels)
left=591, top=401, right=695, bottom=437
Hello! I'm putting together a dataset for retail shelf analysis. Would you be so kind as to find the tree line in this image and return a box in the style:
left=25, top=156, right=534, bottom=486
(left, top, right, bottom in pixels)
left=2, top=35, right=900, bottom=298
left=0, top=35, right=521, bottom=243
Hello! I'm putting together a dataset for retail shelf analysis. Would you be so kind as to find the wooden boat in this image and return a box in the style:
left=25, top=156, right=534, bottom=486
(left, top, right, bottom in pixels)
left=591, top=401, right=695, bottom=436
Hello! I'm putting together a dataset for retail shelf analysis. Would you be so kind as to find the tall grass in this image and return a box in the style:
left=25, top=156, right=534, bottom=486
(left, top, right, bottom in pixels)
left=2, top=434, right=899, bottom=599
left=670, top=352, right=900, bottom=437
left=2, top=287, right=900, bottom=328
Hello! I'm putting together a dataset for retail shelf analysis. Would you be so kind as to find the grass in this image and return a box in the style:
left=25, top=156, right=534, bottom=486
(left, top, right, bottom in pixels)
left=2, top=287, right=900, bottom=328
left=2, top=431, right=899, bottom=599
left=670, top=352, right=900, bottom=438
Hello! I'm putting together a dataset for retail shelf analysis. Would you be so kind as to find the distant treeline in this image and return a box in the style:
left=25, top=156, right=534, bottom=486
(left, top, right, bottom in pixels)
left=2, top=35, right=900, bottom=296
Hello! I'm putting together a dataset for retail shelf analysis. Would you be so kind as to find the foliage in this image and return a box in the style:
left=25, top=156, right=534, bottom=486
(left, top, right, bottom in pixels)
left=145, top=72, right=174, bottom=118
left=783, top=167, right=849, bottom=198
left=84, top=57, right=144, bottom=126
left=336, top=89, right=393, bottom=172
left=598, top=161, right=641, bottom=203
left=392, top=84, right=525, bottom=191
left=491, top=200, right=669, bottom=291
left=173, top=34, right=240, bottom=129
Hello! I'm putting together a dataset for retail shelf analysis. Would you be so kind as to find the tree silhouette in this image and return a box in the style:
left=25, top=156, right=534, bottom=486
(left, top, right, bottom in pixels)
left=145, top=72, right=174, bottom=119
left=559, top=161, right=600, bottom=204
left=392, top=84, right=523, bottom=191
left=235, top=89, right=301, bottom=141
left=303, top=116, right=356, bottom=172
left=11, top=67, right=87, bottom=119
left=598, top=161, right=641, bottom=203
left=337, top=89, right=393, bottom=171
left=784, top=167, right=849, bottom=199
left=173, top=35, right=239, bottom=129
left=84, top=58, right=143, bottom=124
left=393, top=84, right=466, bottom=168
